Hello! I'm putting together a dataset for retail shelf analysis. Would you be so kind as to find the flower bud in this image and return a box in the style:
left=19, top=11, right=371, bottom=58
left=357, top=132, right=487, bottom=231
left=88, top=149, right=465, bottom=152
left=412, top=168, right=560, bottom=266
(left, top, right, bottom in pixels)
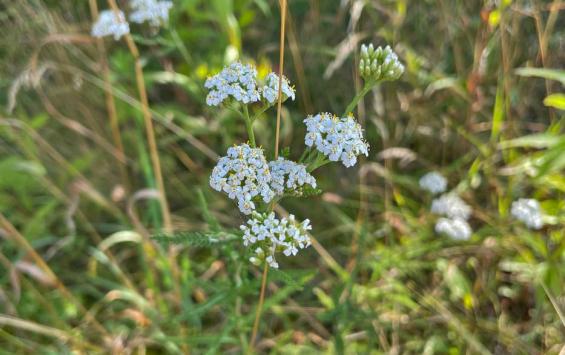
left=358, top=43, right=404, bottom=82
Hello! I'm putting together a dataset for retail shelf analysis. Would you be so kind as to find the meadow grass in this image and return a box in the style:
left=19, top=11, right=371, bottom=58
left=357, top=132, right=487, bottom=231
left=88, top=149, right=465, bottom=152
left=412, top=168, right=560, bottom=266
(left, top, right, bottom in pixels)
left=0, top=0, right=564, bottom=353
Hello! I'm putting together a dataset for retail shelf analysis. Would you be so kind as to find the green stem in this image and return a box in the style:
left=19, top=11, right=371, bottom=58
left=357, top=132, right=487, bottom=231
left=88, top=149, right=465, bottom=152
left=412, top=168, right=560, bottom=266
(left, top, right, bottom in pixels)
left=343, top=80, right=376, bottom=117
left=251, top=104, right=271, bottom=122
left=243, top=105, right=256, bottom=147
left=307, top=152, right=330, bottom=172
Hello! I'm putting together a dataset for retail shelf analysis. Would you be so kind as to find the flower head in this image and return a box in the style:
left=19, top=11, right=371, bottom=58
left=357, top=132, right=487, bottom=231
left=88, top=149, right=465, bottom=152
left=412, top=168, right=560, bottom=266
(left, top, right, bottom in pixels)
left=91, top=10, right=130, bottom=40
left=359, top=44, right=404, bottom=81
left=431, top=193, right=472, bottom=220
left=261, top=72, right=295, bottom=104
left=435, top=218, right=472, bottom=240
left=511, top=198, right=543, bottom=230
left=204, top=62, right=260, bottom=106
left=209, top=144, right=274, bottom=214
left=419, top=171, right=447, bottom=194
left=268, top=158, right=316, bottom=196
left=304, top=112, right=369, bottom=167
left=241, top=212, right=312, bottom=269
left=130, top=0, right=173, bottom=26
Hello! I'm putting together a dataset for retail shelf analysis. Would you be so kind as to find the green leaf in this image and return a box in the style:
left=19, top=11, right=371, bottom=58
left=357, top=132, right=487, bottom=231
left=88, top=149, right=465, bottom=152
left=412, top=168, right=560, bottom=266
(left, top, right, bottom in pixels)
left=490, top=83, right=504, bottom=141
left=498, top=133, right=564, bottom=149
left=515, top=68, right=565, bottom=85
left=543, top=93, right=565, bottom=110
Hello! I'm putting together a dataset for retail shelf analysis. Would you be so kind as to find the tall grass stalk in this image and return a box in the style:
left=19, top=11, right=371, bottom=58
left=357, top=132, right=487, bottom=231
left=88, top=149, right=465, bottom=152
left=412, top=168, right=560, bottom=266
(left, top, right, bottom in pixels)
left=88, top=0, right=129, bottom=191
left=106, top=0, right=172, bottom=232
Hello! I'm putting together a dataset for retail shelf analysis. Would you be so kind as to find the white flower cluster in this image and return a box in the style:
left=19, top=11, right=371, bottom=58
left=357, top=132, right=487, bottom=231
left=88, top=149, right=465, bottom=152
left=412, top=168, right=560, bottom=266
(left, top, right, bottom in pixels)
left=209, top=144, right=274, bottom=215
left=268, top=158, right=316, bottom=196
left=262, top=72, right=295, bottom=104
left=511, top=198, right=543, bottom=230
left=204, top=62, right=261, bottom=106
left=431, top=193, right=472, bottom=220
left=241, top=212, right=311, bottom=269
left=130, top=0, right=173, bottom=26
left=359, top=44, right=404, bottom=81
left=91, top=10, right=130, bottom=40
left=304, top=112, right=369, bottom=167
left=431, top=193, right=472, bottom=240
left=435, top=218, right=472, bottom=240
left=419, top=171, right=447, bottom=194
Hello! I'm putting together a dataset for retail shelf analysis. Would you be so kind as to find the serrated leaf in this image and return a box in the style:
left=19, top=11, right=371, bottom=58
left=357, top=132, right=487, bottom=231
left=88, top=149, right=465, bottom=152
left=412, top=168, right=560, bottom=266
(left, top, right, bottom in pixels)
left=269, top=269, right=304, bottom=290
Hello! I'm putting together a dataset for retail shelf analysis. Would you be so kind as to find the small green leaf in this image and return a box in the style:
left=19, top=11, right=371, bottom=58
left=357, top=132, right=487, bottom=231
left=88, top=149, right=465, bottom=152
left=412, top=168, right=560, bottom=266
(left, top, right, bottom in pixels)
left=515, top=67, right=565, bottom=85
left=543, top=93, right=565, bottom=110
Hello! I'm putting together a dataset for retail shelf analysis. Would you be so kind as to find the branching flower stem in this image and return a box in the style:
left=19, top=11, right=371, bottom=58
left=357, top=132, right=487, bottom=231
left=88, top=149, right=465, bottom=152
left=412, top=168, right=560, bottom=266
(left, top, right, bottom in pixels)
left=243, top=105, right=256, bottom=147
left=343, top=79, right=377, bottom=116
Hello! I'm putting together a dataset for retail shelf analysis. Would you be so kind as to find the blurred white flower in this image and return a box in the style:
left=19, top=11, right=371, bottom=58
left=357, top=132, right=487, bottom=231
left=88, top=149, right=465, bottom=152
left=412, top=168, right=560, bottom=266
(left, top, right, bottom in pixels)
left=304, top=112, right=369, bottom=167
left=261, top=72, right=295, bottom=104
left=268, top=158, right=316, bottom=196
left=431, top=193, right=472, bottom=220
left=511, top=198, right=543, bottom=230
left=209, top=144, right=274, bottom=214
left=130, top=0, right=173, bottom=26
left=241, top=212, right=312, bottom=269
left=435, top=218, right=472, bottom=240
left=419, top=171, right=447, bottom=194
left=91, top=10, right=130, bottom=40
left=204, top=62, right=260, bottom=106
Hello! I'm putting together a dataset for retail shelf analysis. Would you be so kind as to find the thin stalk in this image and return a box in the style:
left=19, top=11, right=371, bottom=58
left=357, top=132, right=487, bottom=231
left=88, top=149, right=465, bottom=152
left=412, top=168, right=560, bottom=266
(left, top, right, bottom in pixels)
left=243, top=105, right=256, bottom=147
left=106, top=0, right=171, bottom=232
left=250, top=0, right=287, bottom=349
left=250, top=262, right=269, bottom=347
left=274, top=0, right=287, bottom=160
left=169, top=27, right=192, bottom=65
left=88, top=0, right=129, bottom=191
left=343, top=80, right=374, bottom=117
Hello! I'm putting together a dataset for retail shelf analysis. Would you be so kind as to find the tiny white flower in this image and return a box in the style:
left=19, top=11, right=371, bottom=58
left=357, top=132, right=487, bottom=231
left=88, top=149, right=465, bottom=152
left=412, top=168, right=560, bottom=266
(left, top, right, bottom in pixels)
left=435, top=218, right=472, bottom=240
left=268, top=158, right=316, bottom=196
left=511, top=198, right=544, bottom=230
left=431, top=193, right=472, bottom=220
left=91, top=10, right=130, bottom=40
left=130, top=0, right=173, bottom=26
left=419, top=171, right=447, bottom=194
left=210, top=144, right=274, bottom=215
left=303, top=113, right=369, bottom=167
left=205, top=62, right=260, bottom=106
left=261, top=72, right=295, bottom=104
left=240, top=212, right=312, bottom=269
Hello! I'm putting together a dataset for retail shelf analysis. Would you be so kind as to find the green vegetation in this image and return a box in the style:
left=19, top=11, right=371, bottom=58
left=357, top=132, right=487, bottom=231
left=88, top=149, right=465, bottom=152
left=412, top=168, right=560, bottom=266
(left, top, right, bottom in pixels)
left=0, top=0, right=563, bottom=353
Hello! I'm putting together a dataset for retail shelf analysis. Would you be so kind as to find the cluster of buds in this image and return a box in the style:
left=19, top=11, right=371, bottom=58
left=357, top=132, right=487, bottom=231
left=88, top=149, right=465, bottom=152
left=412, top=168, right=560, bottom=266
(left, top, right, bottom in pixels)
left=359, top=44, right=404, bottom=81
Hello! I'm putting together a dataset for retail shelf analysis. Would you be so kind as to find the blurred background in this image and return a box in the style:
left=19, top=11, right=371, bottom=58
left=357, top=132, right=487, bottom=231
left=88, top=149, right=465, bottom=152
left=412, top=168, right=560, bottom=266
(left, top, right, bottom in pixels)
left=0, top=0, right=564, bottom=353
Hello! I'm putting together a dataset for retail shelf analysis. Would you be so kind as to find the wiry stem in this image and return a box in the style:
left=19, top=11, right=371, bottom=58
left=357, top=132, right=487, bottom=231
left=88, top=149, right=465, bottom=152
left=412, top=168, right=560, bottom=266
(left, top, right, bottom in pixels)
left=89, top=0, right=129, bottom=191
left=274, top=0, right=287, bottom=161
left=250, top=262, right=269, bottom=347
left=106, top=0, right=172, bottom=233
left=249, top=0, right=287, bottom=350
